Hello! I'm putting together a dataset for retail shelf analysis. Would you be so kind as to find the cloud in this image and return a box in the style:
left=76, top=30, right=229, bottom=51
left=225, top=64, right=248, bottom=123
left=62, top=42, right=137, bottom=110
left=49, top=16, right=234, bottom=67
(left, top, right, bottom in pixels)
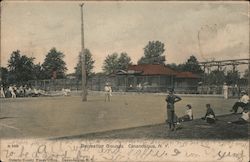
left=1, top=1, right=249, bottom=73
left=198, top=22, right=249, bottom=60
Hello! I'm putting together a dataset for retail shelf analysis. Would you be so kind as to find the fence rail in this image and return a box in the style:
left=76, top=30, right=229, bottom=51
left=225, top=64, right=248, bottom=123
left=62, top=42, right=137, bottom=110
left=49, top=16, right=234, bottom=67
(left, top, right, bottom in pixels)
left=24, top=78, right=247, bottom=97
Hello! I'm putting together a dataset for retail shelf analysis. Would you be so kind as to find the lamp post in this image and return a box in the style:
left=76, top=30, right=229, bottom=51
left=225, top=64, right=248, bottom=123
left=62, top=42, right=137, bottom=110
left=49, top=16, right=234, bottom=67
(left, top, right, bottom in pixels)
left=80, top=3, right=87, bottom=101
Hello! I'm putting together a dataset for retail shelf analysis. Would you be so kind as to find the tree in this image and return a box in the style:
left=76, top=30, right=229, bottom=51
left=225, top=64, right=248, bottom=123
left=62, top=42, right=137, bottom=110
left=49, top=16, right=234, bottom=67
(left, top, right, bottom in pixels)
left=0, top=67, right=9, bottom=85
left=34, top=63, right=45, bottom=80
left=206, top=70, right=225, bottom=85
left=7, top=50, right=36, bottom=84
left=102, top=52, right=132, bottom=74
left=42, top=48, right=67, bottom=79
left=226, top=70, right=240, bottom=85
left=74, top=48, right=95, bottom=80
left=180, top=55, right=203, bottom=74
left=102, top=53, right=119, bottom=74
left=243, top=69, right=249, bottom=79
left=165, top=63, right=180, bottom=71
left=138, top=40, right=165, bottom=64
left=166, top=56, right=203, bottom=75
left=117, top=52, right=132, bottom=70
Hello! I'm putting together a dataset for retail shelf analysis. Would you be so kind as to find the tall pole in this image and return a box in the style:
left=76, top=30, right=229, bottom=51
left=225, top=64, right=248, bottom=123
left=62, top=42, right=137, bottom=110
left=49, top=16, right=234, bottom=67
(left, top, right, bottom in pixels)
left=248, top=6, right=250, bottom=96
left=80, top=3, right=87, bottom=101
left=248, top=58, right=250, bottom=96
left=248, top=43, right=250, bottom=96
left=0, top=6, right=1, bottom=84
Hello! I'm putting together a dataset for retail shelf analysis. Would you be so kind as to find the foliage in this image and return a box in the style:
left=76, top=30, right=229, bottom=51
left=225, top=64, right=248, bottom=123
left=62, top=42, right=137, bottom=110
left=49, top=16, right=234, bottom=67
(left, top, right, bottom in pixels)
left=243, top=69, right=249, bottom=79
left=102, top=53, right=119, bottom=74
left=165, top=63, right=180, bottom=71
left=226, top=70, right=240, bottom=85
left=42, top=48, right=67, bottom=79
left=33, top=63, right=45, bottom=80
left=7, top=50, right=36, bottom=84
left=138, top=40, right=165, bottom=64
left=206, top=69, right=225, bottom=85
left=117, top=52, right=132, bottom=70
left=0, top=67, right=9, bottom=85
left=179, top=55, right=203, bottom=74
left=74, top=49, right=95, bottom=80
left=102, top=52, right=132, bottom=74
left=166, top=56, right=203, bottom=75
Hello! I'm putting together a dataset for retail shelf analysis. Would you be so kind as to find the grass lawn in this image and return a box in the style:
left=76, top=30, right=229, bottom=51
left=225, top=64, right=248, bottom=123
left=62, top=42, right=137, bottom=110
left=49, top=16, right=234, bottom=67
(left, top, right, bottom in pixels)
left=0, top=94, right=242, bottom=139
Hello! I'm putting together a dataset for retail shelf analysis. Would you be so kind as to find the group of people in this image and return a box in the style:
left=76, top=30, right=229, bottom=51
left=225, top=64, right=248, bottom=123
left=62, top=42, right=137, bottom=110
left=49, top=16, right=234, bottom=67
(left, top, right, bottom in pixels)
left=165, top=89, right=250, bottom=131
left=222, top=83, right=242, bottom=99
left=0, top=84, right=43, bottom=98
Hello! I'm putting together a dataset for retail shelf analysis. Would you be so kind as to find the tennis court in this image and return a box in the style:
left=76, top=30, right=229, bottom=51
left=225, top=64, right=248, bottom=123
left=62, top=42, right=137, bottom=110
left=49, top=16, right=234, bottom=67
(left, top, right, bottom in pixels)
left=0, top=93, right=238, bottom=139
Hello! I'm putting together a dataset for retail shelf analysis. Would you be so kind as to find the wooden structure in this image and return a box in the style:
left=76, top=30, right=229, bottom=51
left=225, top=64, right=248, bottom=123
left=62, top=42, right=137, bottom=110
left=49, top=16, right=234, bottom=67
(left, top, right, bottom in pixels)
left=115, top=64, right=176, bottom=92
left=175, top=72, right=200, bottom=93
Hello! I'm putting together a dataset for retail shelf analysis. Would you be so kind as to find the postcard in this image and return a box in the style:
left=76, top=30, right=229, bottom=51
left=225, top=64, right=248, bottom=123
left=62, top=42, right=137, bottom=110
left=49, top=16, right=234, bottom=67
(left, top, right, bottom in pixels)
left=0, top=1, right=249, bottom=162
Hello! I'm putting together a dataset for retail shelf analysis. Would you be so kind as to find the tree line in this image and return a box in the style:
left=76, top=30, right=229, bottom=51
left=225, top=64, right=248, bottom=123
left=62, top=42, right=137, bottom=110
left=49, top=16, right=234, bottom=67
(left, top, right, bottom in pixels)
left=0, top=40, right=248, bottom=86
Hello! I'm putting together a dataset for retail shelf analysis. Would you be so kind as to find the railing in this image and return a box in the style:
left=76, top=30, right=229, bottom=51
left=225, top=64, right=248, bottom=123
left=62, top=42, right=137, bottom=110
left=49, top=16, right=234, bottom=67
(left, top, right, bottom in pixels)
left=19, top=79, right=248, bottom=96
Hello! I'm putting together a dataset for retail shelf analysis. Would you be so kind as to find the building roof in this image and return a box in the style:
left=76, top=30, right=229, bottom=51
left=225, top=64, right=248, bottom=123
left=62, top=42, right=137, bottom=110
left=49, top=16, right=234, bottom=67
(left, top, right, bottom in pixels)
left=127, top=64, right=176, bottom=76
left=176, top=72, right=200, bottom=79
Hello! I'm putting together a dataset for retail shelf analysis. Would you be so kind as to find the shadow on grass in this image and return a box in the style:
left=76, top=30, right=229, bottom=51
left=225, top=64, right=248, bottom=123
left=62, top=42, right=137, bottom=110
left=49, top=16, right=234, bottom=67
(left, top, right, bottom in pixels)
left=52, top=113, right=249, bottom=141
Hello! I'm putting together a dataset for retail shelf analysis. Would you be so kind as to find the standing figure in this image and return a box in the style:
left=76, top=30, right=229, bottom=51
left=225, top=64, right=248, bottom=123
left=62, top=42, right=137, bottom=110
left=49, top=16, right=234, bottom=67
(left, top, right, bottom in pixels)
left=202, top=104, right=216, bottom=124
left=19, top=85, right=24, bottom=97
left=230, top=91, right=249, bottom=113
left=223, top=83, right=228, bottom=99
left=9, top=85, right=16, bottom=98
left=104, top=83, right=112, bottom=102
left=137, top=83, right=142, bottom=93
left=0, top=85, right=5, bottom=98
left=165, top=89, right=182, bottom=131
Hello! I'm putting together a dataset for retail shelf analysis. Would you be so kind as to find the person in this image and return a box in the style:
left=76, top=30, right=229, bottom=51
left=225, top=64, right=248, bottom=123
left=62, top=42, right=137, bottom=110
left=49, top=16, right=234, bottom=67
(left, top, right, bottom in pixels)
left=108, top=84, right=112, bottom=98
left=230, top=91, right=249, bottom=113
left=62, top=88, right=71, bottom=96
left=137, top=83, right=142, bottom=93
left=202, top=104, right=216, bottom=124
left=24, top=85, right=28, bottom=97
left=179, top=104, right=193, bottom=122
left=62, top=88, right=67, bottom=96
left=0, top=85, right=5, bottom=98
left=13, top=85, right=17, bottom=96
left=9, top=85, right=16, bottom=98
left=165, top=89, right=182, bottom=131
left=232, top=84, right=238, bottom=97
left=19, top=85, right=24, bottom=97
left=228, top=110, right=249, bottom=124
left=223, top=83, right=228, bottom=99
left=104, top=83, right=112, bottom=102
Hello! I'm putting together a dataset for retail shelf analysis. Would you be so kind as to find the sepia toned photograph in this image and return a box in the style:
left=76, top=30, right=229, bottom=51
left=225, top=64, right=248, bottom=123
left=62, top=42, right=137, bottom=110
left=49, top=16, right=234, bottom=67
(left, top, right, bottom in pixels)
left=0, top=1, right=249, bottom=162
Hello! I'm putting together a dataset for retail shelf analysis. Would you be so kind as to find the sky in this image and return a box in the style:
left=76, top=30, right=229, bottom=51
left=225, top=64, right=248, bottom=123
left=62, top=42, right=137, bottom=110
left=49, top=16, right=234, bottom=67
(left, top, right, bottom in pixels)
left=1, top=1, right=249, bottom=74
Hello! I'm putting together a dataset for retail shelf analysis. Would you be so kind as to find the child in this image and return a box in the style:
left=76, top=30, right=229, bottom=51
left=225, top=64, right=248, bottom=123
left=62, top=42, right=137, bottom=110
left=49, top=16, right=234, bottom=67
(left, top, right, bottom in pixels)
left=179, top=104, right=193, bottom=122
left=202, top=104, right=216, bottom=124
left=165, top=89, right=182, bottom=131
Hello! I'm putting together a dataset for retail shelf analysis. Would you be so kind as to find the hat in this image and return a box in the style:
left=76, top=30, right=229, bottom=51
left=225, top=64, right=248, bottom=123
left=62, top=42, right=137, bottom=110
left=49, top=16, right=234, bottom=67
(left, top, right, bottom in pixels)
left=206, top=103, right=211, bottom=107
left=169, top=88, right=174, bottom=93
